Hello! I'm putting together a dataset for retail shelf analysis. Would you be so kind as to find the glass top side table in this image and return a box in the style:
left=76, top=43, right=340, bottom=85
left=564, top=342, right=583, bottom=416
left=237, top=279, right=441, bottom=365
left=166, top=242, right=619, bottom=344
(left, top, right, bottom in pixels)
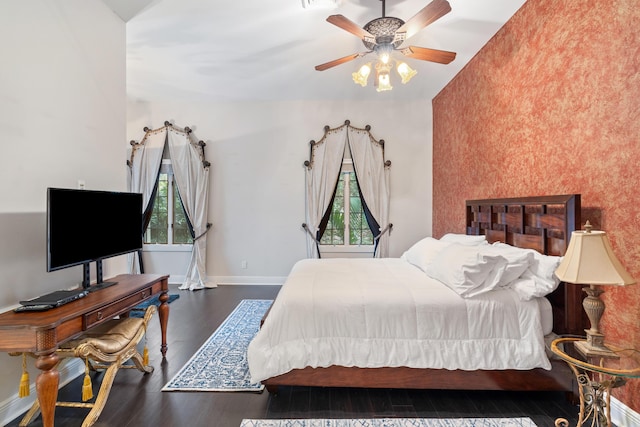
left=551, top=336, right=640, bottom=427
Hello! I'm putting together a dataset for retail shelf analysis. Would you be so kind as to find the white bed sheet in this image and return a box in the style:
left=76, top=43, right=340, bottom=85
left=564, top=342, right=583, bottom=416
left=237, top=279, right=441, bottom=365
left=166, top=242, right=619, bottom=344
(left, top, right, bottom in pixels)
left=247, top=258, right=552, bottom=383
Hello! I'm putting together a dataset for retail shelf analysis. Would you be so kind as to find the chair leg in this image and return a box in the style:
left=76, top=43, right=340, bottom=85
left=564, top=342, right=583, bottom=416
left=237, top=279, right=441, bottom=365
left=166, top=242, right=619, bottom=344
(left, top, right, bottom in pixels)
left=80, top=362, right=120, bottom=427
left=129, top=351, right=154, bottom=374
left=18, top=399, right=41, bottom=426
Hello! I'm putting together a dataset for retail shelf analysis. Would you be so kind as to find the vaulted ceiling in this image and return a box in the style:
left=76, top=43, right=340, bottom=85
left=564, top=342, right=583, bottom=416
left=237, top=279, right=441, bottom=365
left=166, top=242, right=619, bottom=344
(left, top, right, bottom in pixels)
left=102, top=0, right=525, bottom=102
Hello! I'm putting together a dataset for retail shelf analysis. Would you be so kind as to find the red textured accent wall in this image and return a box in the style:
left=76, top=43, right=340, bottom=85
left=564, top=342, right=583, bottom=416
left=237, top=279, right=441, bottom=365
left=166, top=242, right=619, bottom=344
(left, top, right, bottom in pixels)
left=433, top=0, right=640, bottom=411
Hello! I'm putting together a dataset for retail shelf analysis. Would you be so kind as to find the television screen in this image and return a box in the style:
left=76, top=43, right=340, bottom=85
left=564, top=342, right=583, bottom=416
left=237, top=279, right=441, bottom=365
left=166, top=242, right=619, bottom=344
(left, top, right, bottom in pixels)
left=47, top=188, right=143, bottom=273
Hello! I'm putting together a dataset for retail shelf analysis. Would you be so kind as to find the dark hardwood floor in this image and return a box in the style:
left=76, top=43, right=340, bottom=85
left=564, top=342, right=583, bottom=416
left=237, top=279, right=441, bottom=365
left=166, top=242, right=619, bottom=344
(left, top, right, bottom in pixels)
left=8, top=285, right=580, bottom=427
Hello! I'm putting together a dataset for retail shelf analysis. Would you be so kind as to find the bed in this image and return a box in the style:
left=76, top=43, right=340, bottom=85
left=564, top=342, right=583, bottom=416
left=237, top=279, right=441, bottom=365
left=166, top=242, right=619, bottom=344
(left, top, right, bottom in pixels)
left=248, top=194, right=587, bottom=393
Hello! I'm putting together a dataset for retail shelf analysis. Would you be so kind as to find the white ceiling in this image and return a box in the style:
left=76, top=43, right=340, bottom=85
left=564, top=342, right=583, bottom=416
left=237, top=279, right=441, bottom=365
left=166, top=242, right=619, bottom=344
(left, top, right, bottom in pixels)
left=104, top=0, right=526, bottom=102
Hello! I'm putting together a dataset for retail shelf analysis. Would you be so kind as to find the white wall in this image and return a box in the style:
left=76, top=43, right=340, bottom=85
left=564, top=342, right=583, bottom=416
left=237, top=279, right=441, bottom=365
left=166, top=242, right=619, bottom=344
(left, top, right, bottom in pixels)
left=0, top=1, right=125, bottom=423
left=0, top=1, right=433, bottom=422
left=127, top=98, right=433, bottom=283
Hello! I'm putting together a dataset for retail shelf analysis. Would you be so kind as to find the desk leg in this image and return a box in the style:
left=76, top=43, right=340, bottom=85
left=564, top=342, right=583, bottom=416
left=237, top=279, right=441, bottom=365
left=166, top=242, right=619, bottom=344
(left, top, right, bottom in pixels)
left=34, top=352, right=60, bottom=427
left=158, top=291, right=169, bottom=357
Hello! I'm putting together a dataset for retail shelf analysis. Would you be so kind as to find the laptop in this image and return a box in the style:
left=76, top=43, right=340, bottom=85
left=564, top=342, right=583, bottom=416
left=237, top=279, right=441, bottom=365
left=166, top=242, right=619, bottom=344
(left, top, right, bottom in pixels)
left=20, top=289, right=88, bottom=307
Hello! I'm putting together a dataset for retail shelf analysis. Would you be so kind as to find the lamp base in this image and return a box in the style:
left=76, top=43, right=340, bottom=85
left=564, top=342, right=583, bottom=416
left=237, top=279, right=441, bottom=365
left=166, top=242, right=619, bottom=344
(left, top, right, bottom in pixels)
left=575, top=330, right=619, bottom=359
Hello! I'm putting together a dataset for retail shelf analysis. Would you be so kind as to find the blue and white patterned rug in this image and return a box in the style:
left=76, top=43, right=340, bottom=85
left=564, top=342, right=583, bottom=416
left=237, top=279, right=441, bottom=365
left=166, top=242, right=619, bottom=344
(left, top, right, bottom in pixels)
left=240, top=419, right=537, bottom=427
left=129, top=293, right=179, bottom=318
left=162, top=299, right=272, bottom=392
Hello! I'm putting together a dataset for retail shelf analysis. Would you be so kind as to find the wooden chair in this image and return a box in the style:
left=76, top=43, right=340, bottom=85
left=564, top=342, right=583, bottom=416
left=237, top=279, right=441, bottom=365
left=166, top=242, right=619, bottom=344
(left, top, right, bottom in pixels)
left=20, top=305, right=156, bottom=427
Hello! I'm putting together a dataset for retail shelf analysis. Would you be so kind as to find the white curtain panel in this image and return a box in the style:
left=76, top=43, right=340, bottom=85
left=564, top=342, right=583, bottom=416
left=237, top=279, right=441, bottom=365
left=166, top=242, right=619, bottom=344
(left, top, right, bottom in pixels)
left=347, top=127, right=391, bottom=258
left=304, top=127, right=347, bottom=258
left=167, top=128, right=212, bottom=290
left=128, top=128, right=166, bottom=211
left=127, top=127, right=167, bottom=273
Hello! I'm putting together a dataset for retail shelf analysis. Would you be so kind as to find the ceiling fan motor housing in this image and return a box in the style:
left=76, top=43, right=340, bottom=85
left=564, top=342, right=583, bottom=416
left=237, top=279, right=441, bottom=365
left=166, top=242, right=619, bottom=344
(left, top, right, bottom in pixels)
left=362, top=17, right=405, bottom=50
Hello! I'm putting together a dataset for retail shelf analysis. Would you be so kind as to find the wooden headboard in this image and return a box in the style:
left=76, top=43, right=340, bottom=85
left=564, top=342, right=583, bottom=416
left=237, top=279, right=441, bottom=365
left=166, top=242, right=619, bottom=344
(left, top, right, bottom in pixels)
left=465, top=194, right=587, bottom=336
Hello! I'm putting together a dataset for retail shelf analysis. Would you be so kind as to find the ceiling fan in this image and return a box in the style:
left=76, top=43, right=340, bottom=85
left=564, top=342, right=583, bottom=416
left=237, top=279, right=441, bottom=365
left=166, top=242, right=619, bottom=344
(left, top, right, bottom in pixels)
left=315, top=0, right=456, bottom=86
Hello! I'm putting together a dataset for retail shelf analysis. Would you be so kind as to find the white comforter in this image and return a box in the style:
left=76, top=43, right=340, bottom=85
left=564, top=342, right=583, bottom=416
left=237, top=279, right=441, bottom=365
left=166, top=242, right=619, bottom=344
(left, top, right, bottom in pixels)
left=247, top=258, right=552, bottom=383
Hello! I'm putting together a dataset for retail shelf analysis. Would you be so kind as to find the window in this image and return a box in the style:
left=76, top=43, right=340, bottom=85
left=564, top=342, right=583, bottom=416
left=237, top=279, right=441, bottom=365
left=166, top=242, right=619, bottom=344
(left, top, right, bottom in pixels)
left=320, top=162, right=374, bottom=249
left=144, top=160, right=192, bottom=246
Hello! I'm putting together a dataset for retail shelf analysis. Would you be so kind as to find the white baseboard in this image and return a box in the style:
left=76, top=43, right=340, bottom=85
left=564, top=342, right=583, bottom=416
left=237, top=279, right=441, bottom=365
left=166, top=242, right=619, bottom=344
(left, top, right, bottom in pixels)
left=212, top=276, right=286, bottom=286
left=167, top=274, right=186, bottom=285
left=612, top=396, right=640, bottom=427
left=0, top=359, right=83, bottom=426
left=163, top=275, right=287, bottom=287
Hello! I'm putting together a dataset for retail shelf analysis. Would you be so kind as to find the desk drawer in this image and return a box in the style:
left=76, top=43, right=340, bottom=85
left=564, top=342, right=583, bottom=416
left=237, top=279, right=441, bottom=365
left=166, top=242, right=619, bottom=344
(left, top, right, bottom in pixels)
left=83, top=287, right=154, bottom=329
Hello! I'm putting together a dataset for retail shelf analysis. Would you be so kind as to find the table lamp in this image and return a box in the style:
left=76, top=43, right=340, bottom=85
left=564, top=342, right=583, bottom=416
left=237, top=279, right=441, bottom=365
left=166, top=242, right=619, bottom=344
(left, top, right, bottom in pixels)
left=555, top=221, right=636, bottom=358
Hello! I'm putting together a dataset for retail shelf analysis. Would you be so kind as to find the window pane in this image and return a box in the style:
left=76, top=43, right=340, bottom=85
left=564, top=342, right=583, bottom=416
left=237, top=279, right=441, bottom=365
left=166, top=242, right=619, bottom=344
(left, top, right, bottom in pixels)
left=145, top=173, right=169, bottom=244
left=319, top=170, right=373, bottom=247
left=172, top=185, right=193, bottom=244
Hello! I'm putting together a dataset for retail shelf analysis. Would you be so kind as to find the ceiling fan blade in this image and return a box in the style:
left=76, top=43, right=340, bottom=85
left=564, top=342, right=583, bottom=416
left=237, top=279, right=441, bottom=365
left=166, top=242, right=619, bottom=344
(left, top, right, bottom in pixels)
left=396, top=0, right=452, bottom=39
left=315, top=53, right=363, bottom=71
left=400, top=46, right=456, bottom=64
left=326, top=15, right=375, bottom=40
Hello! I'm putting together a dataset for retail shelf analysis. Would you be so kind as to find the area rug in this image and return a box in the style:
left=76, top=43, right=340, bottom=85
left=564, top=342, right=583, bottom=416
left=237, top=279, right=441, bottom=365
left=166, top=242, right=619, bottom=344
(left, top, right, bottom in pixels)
left=129, top=293, right=179, bottom=318
left=162, top=299, right=272, bottom=392
left=240, top=419, right=537, bottom=427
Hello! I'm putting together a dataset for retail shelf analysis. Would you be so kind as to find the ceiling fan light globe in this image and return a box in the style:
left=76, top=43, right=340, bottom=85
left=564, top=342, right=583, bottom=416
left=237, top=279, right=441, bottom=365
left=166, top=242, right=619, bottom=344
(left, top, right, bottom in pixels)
left=397, top=61, right=417, bottom=84
left=352, top=63, right=371, bottom=87
left=376, top=72, right=393, bottom=92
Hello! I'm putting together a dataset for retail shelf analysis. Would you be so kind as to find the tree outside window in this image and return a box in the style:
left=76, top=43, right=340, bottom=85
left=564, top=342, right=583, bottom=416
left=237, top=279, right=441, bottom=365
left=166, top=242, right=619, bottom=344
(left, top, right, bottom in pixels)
left=144, top=162, right=192, bottom=245
left=320, top=166, right=373, bottom=247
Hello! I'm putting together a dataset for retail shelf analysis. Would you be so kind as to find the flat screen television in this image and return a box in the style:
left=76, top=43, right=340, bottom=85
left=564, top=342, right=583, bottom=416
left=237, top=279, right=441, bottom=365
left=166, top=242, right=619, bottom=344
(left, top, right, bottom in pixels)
left=47, top=187, right=143, bottom=291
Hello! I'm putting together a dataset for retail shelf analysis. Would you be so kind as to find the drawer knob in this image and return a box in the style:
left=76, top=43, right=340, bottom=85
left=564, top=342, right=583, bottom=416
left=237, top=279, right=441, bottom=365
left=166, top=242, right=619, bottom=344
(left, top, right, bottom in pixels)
left=97, top=311, right=103, bottom=320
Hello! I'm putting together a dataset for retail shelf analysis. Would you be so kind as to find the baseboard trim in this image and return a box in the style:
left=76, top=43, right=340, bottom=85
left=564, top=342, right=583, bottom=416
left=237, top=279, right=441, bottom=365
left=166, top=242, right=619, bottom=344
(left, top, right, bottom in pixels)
left=162, top=275, right=287, bottom=287
left=167, top=274, right=185, bottom=285
left=212, top=276, right=286, bottom=286
left=0, top=358, right=83, bottom=426
left=612, top=396, right=640, bottom=427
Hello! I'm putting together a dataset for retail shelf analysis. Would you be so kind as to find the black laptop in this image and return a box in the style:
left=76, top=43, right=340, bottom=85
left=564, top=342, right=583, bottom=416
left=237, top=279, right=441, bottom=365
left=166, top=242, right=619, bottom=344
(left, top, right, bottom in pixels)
left=20, top=289, right=88, bottom=307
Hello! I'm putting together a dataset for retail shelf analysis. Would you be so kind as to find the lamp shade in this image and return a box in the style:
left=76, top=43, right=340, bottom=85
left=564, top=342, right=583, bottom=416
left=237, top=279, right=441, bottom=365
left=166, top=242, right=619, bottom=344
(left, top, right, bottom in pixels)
left=555, top=229, right=636, bottom=286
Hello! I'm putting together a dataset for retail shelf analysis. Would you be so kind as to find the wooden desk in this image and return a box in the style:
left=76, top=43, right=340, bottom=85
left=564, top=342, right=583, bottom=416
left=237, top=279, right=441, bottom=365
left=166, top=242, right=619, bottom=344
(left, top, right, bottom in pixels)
left=0, top=274, right=169, bottom=427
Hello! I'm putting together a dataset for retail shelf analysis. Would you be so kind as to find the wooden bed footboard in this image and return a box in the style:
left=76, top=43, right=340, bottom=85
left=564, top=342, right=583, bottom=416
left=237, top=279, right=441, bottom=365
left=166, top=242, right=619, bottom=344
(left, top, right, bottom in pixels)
left=262, top=194, right=587, bottom=394
left=263, top=362, right=573, bottom=394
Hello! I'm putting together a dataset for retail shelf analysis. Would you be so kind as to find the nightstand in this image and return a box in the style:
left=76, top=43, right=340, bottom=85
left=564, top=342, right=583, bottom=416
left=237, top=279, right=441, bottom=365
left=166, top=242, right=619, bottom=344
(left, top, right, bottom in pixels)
left=551, top=336, right=640, bottom=427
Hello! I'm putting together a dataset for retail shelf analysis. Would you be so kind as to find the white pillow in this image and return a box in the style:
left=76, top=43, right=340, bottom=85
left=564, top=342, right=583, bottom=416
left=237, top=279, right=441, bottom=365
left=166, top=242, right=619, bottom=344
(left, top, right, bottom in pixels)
left=424, top=243, right=508, bottom=298
left=511, top=252, right=563, bottom=300
left=440, top=233, right=488, bottom=245
left=400, top=237, right=451, bottom=272
left=484, top=243, right=535, bottom=287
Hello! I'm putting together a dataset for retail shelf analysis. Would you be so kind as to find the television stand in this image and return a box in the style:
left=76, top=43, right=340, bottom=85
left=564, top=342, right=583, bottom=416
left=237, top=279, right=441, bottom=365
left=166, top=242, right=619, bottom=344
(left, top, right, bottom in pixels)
left=86, top=281, right=117, bottom=293
left=82, top=260, right=119, bottom=292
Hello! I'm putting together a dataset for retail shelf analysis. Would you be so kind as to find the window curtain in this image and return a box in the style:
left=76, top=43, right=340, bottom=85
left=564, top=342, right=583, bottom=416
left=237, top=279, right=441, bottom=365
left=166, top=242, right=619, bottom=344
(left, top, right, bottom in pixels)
left=347, top=126, right=391, bottom=258
left=127, top=127, right=166, bottom=273
left=166, top=127, right=212, bottom=290
left=303, top=125, right=348, bottom=258
left=128, top=123, right=212, bottom=290
left=303, top=121, right=391, bottom=258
